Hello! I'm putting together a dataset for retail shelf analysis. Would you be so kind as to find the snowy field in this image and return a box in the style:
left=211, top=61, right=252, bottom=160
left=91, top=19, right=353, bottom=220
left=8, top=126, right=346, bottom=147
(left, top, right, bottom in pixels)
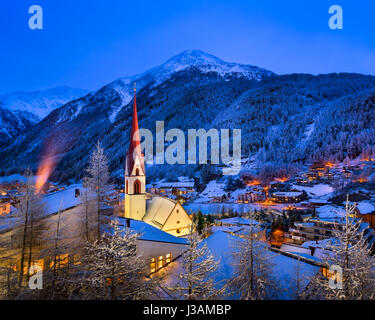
left=158, top=230, right=320, bottom=299
left=292, top=183, right=334, bottom=198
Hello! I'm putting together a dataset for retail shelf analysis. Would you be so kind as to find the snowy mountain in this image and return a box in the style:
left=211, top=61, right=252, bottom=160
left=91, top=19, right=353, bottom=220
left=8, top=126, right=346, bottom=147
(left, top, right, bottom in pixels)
left=1, top=50, right=375, bottom=185
left=0, top=86, right=90, bottom=122
left=121, top=49, right=275, bottom=86
left=0, top=105, right=37, bottom=146
left=101, top=50, right=275, bottom=122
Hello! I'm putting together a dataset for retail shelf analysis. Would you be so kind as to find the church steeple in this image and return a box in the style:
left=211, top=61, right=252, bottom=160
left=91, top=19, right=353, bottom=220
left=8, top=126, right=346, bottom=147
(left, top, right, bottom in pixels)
left=124, top=83, right=146, bottom=220
left=126, top=84, right=145, bottom=176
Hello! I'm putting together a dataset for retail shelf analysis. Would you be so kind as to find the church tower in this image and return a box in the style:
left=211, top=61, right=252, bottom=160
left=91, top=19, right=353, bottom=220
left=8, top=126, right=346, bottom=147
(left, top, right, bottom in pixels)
left=124, top=84, right=146, bottom=220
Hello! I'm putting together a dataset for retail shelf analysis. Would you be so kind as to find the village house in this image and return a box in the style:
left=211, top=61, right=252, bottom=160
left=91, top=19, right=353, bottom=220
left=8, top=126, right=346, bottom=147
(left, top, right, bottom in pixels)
left=271, top=191, right=307, bottom=203
left=236, top=191, right=265, bottom=203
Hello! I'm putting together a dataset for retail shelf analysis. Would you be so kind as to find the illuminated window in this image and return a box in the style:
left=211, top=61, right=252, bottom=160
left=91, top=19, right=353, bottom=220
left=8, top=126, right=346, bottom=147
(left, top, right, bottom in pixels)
left=49, top=254, right=69, bottom=269
left=158, top=256, right=164, bottom=269
left=166, top=253, right=172, bottom=264
left=150, top=258, right=156, bottom=273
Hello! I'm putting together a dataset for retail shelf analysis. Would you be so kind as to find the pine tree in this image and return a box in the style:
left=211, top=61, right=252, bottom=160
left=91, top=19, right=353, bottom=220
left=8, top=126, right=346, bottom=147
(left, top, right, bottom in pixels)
left=172, top=223, right=222, bottom=300
left=196, top=211, right=205, bottom=234
left=228, top=210, right=279, bottom=299
left=85, top=141, right=110, bottom=240
left=307, top=197, right=375, bottom=300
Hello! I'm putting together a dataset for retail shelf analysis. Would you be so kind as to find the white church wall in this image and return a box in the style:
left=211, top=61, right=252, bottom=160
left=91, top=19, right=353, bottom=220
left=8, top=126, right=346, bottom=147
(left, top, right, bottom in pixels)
left=162, top=202, right=192, bottom=237
left=137, top=239, right=187, bottom=273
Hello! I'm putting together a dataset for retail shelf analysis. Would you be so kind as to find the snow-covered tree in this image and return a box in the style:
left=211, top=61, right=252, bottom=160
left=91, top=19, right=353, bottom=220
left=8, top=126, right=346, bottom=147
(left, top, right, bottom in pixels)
left=85, top=142, right=110, bottom=240
left=78, top=220, right=156, bottom=300
left=307, top=198, right=375, bottom=299
left=171, top=223, right=222, bottom=300
left=228, top=211, right=279, bottom=299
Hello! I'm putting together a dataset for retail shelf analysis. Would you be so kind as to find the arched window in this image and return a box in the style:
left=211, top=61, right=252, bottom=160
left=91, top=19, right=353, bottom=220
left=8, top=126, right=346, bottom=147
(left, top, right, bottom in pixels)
left=134, top=180, right=141, bottom=194
left=126, top=180, right=128, bottom=194
left=135, top=168, right=139, bottom=176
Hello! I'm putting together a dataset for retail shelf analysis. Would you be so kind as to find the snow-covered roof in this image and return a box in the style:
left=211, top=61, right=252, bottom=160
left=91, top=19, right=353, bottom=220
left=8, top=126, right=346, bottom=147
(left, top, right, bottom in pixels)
left=316, top=205, right=346, bottom=219
left=356, top=202, right=375, bottom=214
left=272, top=192, right=303, bottom=197
left=144, top=196, right=177, bottom=228
left=217, top=216, right=259, bottom=226
left=110, top=217, right=188, bottom=245
left=159, top=182, right=194, bottom=188
left=42, top=184, right=82, bottom=216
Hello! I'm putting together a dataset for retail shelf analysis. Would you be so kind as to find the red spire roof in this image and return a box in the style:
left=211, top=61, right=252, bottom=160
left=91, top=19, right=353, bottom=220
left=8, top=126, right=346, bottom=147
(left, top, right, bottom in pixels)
left=126, top=87, right=145, bottom=175
left=128, top=89, right=141, bottom=153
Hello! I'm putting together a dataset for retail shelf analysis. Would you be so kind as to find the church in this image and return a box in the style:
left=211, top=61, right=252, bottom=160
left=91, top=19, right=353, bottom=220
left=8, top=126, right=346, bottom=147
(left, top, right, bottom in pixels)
left=123, top=86, right=192, bottom=237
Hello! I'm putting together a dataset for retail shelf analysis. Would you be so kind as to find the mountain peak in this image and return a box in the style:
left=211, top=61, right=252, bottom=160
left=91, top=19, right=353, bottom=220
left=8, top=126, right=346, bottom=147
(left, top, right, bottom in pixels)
left=163, top=50, right=224, bottom=67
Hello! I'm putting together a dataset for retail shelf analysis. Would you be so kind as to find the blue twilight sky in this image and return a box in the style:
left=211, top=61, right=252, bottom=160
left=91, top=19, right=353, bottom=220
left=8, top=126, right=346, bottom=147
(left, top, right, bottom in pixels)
left=1, top=0, right=375, bottom=94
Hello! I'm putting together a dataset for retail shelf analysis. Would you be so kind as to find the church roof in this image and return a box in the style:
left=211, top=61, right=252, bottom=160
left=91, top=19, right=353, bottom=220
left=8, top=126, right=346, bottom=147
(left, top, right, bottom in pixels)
left=143, top=196, right=178, bottom=229
left=126, top=88, right=145, bottom=175
left=109, top=216, right=187, bottom=245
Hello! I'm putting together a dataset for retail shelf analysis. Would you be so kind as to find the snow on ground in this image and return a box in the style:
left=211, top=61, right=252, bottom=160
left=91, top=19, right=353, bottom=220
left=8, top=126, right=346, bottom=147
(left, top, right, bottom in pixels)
left=205, top=231, right=320, bottom=299
left=292, top=184, right=333, bottom=197
left=195, top=180, right=226, bottom=203
left=157, top=229, right=320, bottom=299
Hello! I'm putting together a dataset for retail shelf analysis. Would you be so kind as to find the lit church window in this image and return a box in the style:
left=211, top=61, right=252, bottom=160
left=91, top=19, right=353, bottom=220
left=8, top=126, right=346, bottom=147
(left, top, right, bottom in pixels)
left=150, top=258, right=156, bottom=273
left=158, top=256, right=164, bottom=268
left=166, top=253, right=172, bottom=264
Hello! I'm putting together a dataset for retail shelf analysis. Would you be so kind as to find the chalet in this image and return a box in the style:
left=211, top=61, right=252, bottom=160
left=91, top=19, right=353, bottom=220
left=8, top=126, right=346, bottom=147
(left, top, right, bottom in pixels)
left=236, top=191, right=265, bottom=203
left=158, top=182, right=195, bottom=195
left=271, top=191, right=306, bottom=203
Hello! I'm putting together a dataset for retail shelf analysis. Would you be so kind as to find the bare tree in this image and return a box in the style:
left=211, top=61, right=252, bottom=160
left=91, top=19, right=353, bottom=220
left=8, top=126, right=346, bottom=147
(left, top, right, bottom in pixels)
left=289, top=258, right=311, bottom=300
left=79, top=176, right=96, bottom=242
left=308, top=197, right=375, bottom=300
left=228, top=210, right=279, bottom=299
left=171, top=223, right=222, bottom=300
left=85, top=142, right=110, bottom=240
left=14, top=170, right=45, bottom=288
